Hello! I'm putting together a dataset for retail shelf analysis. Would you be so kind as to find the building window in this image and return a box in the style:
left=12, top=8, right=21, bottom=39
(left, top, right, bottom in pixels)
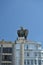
left=27, top=52, right=29, bottom=56
left=41, top=60, right=43, bottom=64
left=41, top=53, right=43, bottom=57
left=24, top=44, right=28, bottom=50
left=35, top=60, right=37, bottom=65
left=16, top=44, right=20, bottom=49
left=42, top=53, right=43, bottom=54
left=38, top=52, right=41, bottom=57
left=42, top=60, right=43, bottom=62
left=2, top=55, right=12, bottom=61
left=26, top=45, right=28, bottom=50
left=35, top=52, right=37, bottom=57
left=3, top=47, right=12, bottom=53
left=27, top=60, right=29, bottom=65
left=2, top=63, right=12, bottom=65
left=31, top=60, right=33, bottom=65
left=38, top=60, right=41, bottom=65
left=24, top=60, right=26, bottom=65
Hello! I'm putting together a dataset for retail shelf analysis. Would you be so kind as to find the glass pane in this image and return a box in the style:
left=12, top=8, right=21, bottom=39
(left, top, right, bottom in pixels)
left=27, top=52, right=29, bottom=56
left=38, top=60, right=41, bottom=65
left=27, top=60, right=29, bottom=65
left=34, top=52, right=37, bottom=57
left=2, top=55, right=12, bottom=61
left=24, top=60, right=26, bottom=65
left=31, top=60, right=33, bottom=65
left=16, top=44, right=20, bottom=49
left=16, top=50, right=20, bottom=58
left=2, top=63, right=12, bottom=65
left=35, top=60, right=37, bottom=64
left=24, top=44, right=29, bottom=50
left=3, top=47, right=12, bottom=53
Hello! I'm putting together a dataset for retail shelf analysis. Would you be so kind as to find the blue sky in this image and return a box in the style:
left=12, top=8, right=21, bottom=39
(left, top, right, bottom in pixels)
left=0, top=0, right=43, bottom=46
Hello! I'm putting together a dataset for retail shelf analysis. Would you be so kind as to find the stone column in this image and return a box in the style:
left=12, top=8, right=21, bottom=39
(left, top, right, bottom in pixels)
left=0, top=45, right=3, bottom=65
left=12, top=44, right=16, bottom=65
left=37, top=53, right=38, bottom=65
left=20, top=43, right=24, bottom=65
